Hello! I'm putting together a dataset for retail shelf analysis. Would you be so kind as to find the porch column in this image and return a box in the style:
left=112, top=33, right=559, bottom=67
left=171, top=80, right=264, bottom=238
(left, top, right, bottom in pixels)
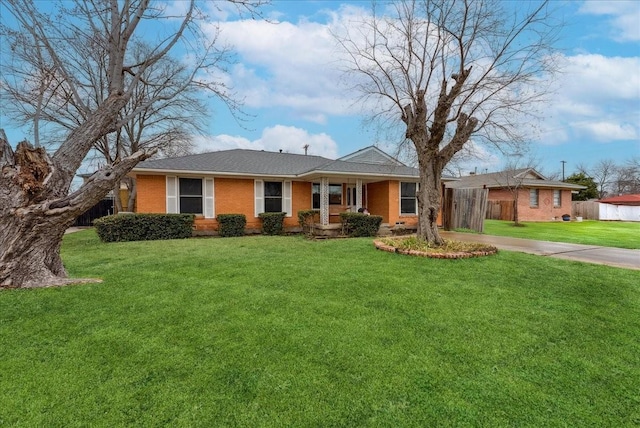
left=320, top=177, right=329, bottom=225
left=356, top=178, right=363, bottom=210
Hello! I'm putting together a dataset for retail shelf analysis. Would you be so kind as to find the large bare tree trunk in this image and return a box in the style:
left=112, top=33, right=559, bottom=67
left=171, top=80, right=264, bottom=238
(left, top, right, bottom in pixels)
left=0, top=131, right=150, bottom=288
left=416, top=156, right=445, bottom=245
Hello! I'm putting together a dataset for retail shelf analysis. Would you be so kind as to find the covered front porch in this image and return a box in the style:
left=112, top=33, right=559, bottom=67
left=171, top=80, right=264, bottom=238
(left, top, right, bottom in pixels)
left=305, top=176, right=419, bottom=237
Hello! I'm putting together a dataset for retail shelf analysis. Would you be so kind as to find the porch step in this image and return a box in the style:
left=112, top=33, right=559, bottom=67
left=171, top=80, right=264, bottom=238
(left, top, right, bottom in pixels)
left=377, top=223, right=393, bottom=237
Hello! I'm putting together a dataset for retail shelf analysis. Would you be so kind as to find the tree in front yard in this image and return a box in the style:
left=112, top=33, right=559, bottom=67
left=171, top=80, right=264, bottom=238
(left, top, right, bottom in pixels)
left=334, top=0, right=561, bottom=244
left=0, top=0, right=265, bottom=289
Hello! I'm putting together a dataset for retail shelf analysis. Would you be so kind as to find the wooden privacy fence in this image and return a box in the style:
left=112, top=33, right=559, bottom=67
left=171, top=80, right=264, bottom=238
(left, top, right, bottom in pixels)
left=486, top=200, right=515, bottom=221
left=443, top=188, right=488, bottom=232
left=572, top=201, right=600, bottom=220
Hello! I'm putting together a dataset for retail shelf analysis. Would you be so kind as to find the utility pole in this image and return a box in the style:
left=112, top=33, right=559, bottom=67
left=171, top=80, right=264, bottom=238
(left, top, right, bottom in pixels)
left=561, top=160, right=566, bottom=181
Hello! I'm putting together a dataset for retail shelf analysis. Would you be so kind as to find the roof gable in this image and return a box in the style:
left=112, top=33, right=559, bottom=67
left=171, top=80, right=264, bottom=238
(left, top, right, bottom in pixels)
left=338, top=146, right=406, bottom=166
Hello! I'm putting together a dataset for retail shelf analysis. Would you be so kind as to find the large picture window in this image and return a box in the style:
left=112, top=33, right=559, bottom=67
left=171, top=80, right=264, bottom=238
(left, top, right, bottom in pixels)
left=179, top=178, right=203, bottom=214
left=264, top=181, right=283, bottom=212
left=400, top=182, right=418, bottom=214
left=312, top=183, right=343, bottom=209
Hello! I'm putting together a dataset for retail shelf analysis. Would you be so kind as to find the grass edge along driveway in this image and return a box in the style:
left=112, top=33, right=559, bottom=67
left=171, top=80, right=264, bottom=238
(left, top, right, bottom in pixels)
left=1, top=231, right=639, bottom=427
left=479, top=219, right=640, bottom=249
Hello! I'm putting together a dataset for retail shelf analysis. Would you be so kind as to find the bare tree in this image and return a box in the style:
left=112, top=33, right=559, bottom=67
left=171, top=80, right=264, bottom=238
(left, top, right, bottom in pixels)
left=0, top=0, right=265, bottom=289
left=335, top=0, right=560, bottom=244
left=493, top=156, right=540, bottom=226
left=612, top=157, right=640, bottom=196
left=578, top=159, right=617, bottom=199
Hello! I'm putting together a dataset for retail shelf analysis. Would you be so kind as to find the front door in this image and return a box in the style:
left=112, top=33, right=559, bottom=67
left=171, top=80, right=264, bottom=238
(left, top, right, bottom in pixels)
left=346, top=184, right=365, bottom=212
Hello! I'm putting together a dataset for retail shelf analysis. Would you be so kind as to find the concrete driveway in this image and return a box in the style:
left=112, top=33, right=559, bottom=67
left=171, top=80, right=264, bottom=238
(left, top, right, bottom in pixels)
left=440, top=231, right=640, bottom=271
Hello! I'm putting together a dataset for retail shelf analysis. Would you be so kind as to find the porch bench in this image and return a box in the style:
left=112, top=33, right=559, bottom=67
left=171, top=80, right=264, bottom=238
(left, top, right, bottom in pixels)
left=329, top=205, right=349, bottom=221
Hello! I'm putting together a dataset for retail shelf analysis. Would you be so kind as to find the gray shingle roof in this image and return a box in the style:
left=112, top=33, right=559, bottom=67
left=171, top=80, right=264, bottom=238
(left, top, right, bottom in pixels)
left=134, top=149, right=332, bottom=176
left=134, top=148, right=424, bottom=179
left=445, top=168, right=586, bottom=190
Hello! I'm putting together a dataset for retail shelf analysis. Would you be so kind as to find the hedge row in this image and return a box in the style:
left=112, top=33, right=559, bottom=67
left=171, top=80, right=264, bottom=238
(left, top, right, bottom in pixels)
left=94, top=214, right=194, bottom=242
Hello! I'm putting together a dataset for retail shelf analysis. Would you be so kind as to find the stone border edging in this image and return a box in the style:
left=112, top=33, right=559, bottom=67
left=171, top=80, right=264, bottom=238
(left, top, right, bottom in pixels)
left=373, top=240, right=498, bottom=259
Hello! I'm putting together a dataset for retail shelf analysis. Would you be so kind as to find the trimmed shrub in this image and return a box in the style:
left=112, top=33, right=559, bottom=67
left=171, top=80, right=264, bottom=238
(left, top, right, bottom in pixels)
left=298, top=209, right=319, bottom=235
left=94, top=213, right=194, bottom=242
left=217, top=214, right=246, bottom=237
left=340, top=212, right=383, bottom=237
left=259, top=212, right=286, bottom=235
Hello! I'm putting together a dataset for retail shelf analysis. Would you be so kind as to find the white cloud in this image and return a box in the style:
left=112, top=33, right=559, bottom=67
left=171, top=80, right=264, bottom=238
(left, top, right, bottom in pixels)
left=573, top=121, right=638, bottom=142
left=537, top=54, right=640, bottom=145
left=193, top=125, right=339, bottom=158
left=579, top=1, right=640, bottom=42
left=200, top=6, right=368, bottom=120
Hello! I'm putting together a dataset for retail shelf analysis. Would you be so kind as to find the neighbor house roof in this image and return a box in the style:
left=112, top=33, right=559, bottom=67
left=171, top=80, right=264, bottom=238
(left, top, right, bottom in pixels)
left=444, top=168, right=586, bottom=190
left=133, top=146, right=453, bottom=182
left=598, top=194, right=640, bottom=206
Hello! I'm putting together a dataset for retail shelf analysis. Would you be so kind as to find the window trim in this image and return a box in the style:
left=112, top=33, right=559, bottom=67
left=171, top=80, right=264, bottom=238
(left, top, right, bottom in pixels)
left=400, top=181, right=418, bottom=215
left=553, top=189, right=561, bottom=208
left=166, top=176, right=214, bottom=218
left=255, top=180, right=292, bottom=217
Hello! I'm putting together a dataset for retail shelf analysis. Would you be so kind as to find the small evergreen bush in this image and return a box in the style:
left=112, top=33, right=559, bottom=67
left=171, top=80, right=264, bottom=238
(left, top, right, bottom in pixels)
left=340, top=212, right=383, bottom=237
left=94, top=213, right=194, bottom=242
left=217, top=214, right=246, bottom=237
left=259, top=212, right=286, bottom=235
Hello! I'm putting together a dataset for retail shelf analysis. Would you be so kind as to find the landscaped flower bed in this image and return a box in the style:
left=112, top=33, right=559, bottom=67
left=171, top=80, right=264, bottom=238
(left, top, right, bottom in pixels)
left=374, top=236, right=498, bottom=259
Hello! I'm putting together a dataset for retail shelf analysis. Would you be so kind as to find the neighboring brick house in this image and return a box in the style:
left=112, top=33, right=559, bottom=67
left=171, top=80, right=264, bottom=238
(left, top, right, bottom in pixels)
left=445, top=168, right=586, bottom=221
left=132, top=146, right=456, bottom=233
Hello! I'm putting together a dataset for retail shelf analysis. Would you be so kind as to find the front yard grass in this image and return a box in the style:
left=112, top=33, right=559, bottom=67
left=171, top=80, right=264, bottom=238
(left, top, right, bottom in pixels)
left=1, top=230, right=639, bottom=426
left=482, top=219, right=640, bottom=249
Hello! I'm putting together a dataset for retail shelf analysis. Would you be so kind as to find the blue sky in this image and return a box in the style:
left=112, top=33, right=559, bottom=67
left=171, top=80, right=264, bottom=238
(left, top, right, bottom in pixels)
left=1, top=0, right=639, bottom=178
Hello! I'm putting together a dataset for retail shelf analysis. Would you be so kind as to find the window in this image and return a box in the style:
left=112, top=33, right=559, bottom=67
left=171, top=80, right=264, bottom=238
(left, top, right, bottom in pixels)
left=553, top=189, right=561, bottom=207
left=312, top=183, right=342, bottom=208
left=264, top=181, right=283, bottom=212
left=530, top=189, right=539, bottom=208
left=400, top=182, right=418, bottom=214
left=255, top=180, right=291, bottom=216
left=329, top=184, right=342, bottom=205
left=167, top=177, right=213, bottom=217
left=312, top=183, right=320, bottom=209
left=179, top=178, right=203, bottom=214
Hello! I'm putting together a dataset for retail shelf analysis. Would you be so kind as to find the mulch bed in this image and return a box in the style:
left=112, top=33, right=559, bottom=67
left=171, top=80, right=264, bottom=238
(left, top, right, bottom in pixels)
left=373, top=239, right=498, bottom=259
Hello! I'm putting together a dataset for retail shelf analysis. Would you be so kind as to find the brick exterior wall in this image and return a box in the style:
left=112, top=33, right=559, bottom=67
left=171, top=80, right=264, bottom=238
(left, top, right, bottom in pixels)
left=136, top=174, right=314, bottom=232
left=366, top=181, right=420, bottom=227
left=135, top=173, right=451, bottom=231
left=489, top=187, right=574, bottom=221
left=136, top=175, right=166, bottom=213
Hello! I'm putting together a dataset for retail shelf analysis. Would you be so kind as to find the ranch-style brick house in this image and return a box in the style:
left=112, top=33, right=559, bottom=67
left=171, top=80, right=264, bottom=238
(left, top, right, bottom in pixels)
left=445, top=168, right=586, bottom=221
left=132, top=146, right=456, bottom=234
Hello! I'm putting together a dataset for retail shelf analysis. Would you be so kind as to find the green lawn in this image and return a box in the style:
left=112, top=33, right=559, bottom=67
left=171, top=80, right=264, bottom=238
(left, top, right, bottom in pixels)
left=482, top=219, right=640, bottom=249
left=1, top=231, right=639, bottom=427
